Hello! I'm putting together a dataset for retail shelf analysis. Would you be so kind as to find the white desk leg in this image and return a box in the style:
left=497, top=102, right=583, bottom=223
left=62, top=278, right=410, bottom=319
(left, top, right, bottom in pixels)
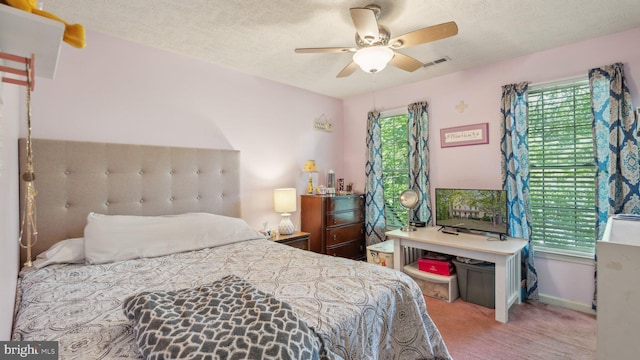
left=494, top=258, right=508, bottom=323
left=393, top=238, right=403, bottom=271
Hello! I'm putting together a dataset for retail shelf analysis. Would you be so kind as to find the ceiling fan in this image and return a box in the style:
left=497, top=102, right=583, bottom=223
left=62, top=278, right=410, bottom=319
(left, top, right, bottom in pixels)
left=295, top=4, right=458, bottom=78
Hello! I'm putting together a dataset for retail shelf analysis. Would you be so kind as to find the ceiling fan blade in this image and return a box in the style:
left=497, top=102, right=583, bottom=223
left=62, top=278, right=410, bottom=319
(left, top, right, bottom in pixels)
left=337, top=61, right=359, bottom=78
left=389, top=52, right=423, bottom=72
left=295, top=47, right=355, bottom=53
left=389, top=21, right=458, bottom=49
left=350, top=8, right=379, bottom=43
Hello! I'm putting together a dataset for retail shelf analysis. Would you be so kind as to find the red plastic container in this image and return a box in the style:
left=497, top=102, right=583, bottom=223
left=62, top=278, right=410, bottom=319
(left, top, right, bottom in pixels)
left=417, top=258, right=455, bottom=275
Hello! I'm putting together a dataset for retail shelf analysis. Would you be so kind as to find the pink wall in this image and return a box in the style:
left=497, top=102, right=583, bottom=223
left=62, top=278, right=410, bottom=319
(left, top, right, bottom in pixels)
left=2, top=30, right=344, bottom=337
left=342, top=27, right=640, bottom=308
left=343, top=27, right=640, bottom=193
left=0, top=32, right=343, bottom=340
left=3, top=25, right=639, bottom=335
left=26, top=30, right=345, bottom=231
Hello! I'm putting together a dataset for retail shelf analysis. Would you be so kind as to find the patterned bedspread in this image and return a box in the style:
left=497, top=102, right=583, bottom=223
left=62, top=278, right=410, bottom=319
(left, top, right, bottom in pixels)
left=13, top=239, right=451, bottom=359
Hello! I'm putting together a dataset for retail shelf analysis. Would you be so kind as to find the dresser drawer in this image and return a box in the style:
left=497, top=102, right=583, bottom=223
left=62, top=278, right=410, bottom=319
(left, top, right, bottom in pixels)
left=326, top=239, right=365, bottom=259
left=327, top=209, right=365, bottom=227
left=326, top=223, right=365, bottom=247
left=327, top=195, right=365, bottom=212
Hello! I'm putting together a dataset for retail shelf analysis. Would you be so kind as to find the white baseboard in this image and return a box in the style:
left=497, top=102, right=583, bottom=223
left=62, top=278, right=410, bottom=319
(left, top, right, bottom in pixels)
left=538, top=293, right=596, bottom=315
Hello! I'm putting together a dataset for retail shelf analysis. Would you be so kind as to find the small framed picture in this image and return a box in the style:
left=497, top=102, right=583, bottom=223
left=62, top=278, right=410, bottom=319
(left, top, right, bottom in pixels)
left=440, top=123, right=489, bottom=148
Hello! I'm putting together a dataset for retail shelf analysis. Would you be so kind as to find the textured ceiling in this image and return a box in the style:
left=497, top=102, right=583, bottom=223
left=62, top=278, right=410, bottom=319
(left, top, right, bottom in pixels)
left=43, top=0, right=640, bottom=99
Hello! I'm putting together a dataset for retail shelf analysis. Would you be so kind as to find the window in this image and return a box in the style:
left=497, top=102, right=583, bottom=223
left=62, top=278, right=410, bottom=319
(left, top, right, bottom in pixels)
left=380, top=112, right=409, bottom=228
left=528, top=79, right=596, bottom=254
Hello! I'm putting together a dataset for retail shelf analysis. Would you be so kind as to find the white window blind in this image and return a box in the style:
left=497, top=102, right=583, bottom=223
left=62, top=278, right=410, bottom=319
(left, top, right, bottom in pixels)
left=380, top=113, right=409, bottom=228
left=528, top=80, right=596, bottom=254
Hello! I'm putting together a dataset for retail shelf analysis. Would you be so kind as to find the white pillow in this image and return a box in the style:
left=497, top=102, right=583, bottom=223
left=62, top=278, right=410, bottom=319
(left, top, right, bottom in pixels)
left=83, top=212, right=265, bottom=264
left=33, top=238, right=85, bottom=268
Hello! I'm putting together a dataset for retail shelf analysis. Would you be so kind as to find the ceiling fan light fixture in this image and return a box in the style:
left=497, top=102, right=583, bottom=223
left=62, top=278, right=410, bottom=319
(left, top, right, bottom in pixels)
left=353, top=46, right=394, bottom=73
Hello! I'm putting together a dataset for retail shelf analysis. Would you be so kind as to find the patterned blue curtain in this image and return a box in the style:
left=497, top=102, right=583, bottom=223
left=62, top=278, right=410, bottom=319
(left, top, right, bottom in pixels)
left=407, top=102, right=433, bottom=225
left=365, top=110, right=386, bottom=245
left=500, top=82, right=539, bottom=300
left=589, top=63, right=639, bottom=310
left=589, top=63, right=640, bottom=239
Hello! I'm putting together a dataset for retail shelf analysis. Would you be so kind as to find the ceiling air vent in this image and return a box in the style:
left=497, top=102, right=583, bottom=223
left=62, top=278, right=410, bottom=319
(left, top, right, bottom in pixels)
left=423, top=56, right=450, bottom=68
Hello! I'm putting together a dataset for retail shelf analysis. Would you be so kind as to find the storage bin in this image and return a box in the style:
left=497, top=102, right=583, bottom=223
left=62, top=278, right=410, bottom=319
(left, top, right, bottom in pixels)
left=417, top=258, right=455, bottom=275
left=366, top=240, right=394, bottom=269
left=403, top=262, right=458, bottom=302
left=452, top=259, right=495, bottom=308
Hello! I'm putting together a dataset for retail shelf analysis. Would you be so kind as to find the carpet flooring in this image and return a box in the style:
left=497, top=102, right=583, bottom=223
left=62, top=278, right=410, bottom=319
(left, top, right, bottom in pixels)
left=425, top=296, right=596, bottom=360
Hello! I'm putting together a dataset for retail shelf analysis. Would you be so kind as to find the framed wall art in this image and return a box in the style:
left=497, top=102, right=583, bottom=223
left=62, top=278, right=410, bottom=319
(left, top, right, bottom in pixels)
left=440, top=123, right=489, bottom=148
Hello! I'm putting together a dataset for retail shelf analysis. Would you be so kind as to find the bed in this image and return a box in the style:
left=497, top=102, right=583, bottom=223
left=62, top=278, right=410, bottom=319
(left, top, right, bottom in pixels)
left=12, top=139, right=451, bottom=360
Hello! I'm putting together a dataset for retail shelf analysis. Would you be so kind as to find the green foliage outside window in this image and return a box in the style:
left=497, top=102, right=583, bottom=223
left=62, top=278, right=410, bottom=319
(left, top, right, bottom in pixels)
left=528, top=80, right=596, bottom=254
left=380, top=114, right=410, bottom=228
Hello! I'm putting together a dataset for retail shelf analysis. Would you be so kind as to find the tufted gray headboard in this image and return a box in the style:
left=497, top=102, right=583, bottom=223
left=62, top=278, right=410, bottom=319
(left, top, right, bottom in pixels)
left=18, top=138, right=240, bottom=265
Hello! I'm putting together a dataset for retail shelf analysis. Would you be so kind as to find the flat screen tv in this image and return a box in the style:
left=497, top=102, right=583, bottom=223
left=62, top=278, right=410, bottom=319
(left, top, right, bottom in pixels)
left=435, top=188, right=508, bottom=236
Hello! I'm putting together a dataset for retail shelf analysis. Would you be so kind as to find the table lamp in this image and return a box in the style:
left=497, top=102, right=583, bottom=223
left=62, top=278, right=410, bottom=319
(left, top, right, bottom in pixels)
left=274, top=188, right=297, bottom=235
left=303, top=160, right=317, bottom=194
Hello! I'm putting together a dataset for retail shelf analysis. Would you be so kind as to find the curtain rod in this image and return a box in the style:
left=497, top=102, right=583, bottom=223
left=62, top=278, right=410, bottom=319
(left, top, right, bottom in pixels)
left=529, top=74, right=588, bottom=89
left=379, top=98, right=430, bottom=117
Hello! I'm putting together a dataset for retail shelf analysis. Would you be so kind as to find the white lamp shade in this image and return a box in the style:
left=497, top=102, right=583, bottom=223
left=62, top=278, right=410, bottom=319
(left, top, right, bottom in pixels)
left=274, top=188, right=297, bottom=213
left=353, top=46, right=394, bottom=73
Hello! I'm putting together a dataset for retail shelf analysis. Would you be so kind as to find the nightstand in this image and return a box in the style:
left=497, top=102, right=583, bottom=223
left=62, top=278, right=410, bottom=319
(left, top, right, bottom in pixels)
left=271, top=231, right=310, bottom=250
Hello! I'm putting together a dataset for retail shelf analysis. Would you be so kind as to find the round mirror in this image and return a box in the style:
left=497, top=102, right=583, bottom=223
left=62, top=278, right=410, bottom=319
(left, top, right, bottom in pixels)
left=399, top=189, right=419, bottom=209
left=399, top=189, right=419, bottom=232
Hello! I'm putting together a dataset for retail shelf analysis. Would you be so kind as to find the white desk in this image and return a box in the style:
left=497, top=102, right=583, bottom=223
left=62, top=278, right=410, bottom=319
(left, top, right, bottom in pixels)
left=386, top=227, right=528, bottom=323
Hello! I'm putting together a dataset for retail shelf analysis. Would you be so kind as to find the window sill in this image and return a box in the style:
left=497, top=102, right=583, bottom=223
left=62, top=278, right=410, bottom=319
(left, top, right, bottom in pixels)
left=534, top=248, right=595, bottom=266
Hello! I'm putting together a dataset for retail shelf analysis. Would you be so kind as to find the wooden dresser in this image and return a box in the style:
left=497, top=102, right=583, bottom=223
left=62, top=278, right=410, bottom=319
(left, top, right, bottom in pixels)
left=301, top=194, right=366, bottom=260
